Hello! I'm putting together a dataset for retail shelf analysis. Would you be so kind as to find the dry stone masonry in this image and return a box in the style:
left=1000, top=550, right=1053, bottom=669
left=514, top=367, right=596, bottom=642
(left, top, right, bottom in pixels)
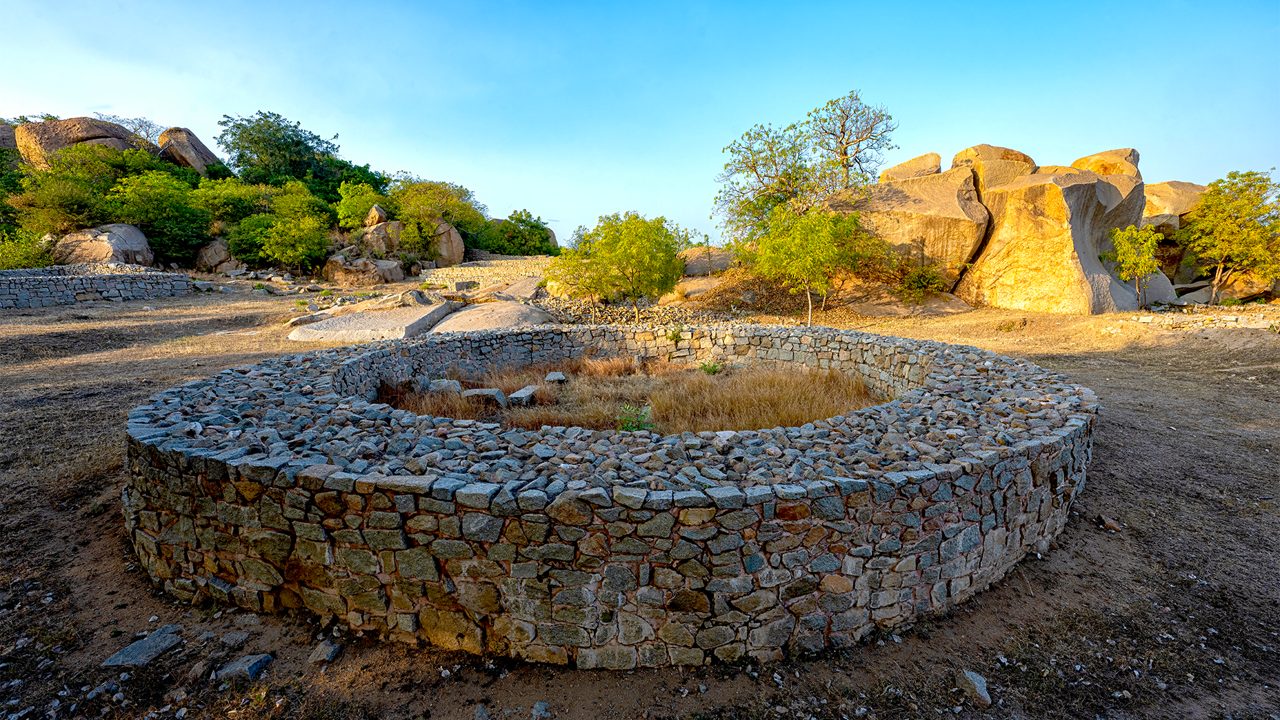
left=0, top=263, right=191, bottom=309
left=124, top=325, right=1097, bottom=667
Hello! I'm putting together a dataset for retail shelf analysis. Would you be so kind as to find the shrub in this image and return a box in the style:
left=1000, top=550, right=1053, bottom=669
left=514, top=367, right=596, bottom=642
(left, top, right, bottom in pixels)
left=272, top=181, right=336, bottom=225
left=471, top=209, right=559, bottom=256
left=0, top=227, right=52, bottom=270
left=192, top=177, right=277, bottom=225
left=108, top=171, right=211, bottom=264
left=335, top=181, right=388, bottom=230
left=226, top=213, right=277, bottom=265
left=545, top=211, right=687, bottom=320
left=699, top=361, right=723, bottom=375
left=617, top=404, right=655, bottom=432
left=897, top=263, right=948, bottom=303
left=261, top=215, right=330, bottom=270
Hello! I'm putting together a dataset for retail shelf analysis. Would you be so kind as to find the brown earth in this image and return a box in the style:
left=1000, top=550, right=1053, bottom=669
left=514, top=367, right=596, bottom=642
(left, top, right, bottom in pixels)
left=1, top=288, right=1277, bottom=720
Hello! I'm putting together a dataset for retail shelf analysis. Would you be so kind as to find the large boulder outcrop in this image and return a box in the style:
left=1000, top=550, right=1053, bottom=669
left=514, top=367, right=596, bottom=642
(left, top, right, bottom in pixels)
left=52, top=224, right=153, bottom=266
left=0, top=123, right=15, bottom=151
left=879, top=153, right=941, bottom=182
left=1072, top=148, right=1142, bottom=180
left=832, top=167, right=990, bottom=287
left=678, top=246, right=734, bottom=276
left=430, top=301, right=555, bottom=333
left=194, top=238, right=244, bottom=274
left=954, top=172, right=1141, bottom=314
left=364, top=204, right=389, bottom=227
left=1141, top=180, right=1206, bottom=236
left=951, top=145, right=1037, bottom=198
left=322, top=255, right=405, bottom=286
left=15, top=117, right=138, bottom=169
left=157, top=128, right=221, bottom=176
left=433, top=222, right=465, bottom=267
left=362, top=221, right=404, bottom=256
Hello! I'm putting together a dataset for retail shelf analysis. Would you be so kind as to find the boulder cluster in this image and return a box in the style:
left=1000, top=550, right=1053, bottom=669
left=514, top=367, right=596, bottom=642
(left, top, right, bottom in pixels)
left=833, top=144, right=1238, bottom=313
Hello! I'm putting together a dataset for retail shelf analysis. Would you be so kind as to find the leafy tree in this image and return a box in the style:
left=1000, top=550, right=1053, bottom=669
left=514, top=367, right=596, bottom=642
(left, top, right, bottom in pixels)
left=272, top=181, right=336, bottom=225
left=108, top=171, right=211, bottom=264
left=335, top=181, right=388, bottom=230
left=714, top=89, right=895, bottom=242
left=472, top=209, right=559, bottom=256
left=261, top=215, right=330, bottom=270
left=1104, top=225, right=1163, bottom=303
left=740, top=206, right=876, bottom=325
left=223, top=182, right=334, bottom=270
left=0, top=146, right=23, bottom=234
left=0, top=227, right=51, bottom=270
left=391, top=179, right=488, bottom=255
left=215, top=111, right=387, bottom=202
left=191, top=178, right=278, bottom=225
left=9, top=144, right=194, bottom=236
left=546, top=211, right=686, bottom=320
left=1175, top=170, right=1280, bottom=303
left=226, top=213, right=276, bottom=265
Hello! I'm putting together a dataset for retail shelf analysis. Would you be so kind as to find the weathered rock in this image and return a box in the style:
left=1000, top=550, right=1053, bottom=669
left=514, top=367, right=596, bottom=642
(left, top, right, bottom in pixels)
left=323, top=256, right=405, bottom=286
left=308, top=639, right=342, bottom=664
left=1072, top=148, right=1142, bottom=180
left=157, top=128, right=221, bottom=176
left=365, top=204, right=389, bottom=227
left=956, top=669, right=992, bottom=707
left=509, top=385, right=538, bottom=406
left=951, top=144, right=1036, bottom=198
left=879, top=152, right=941, bottom=182
left=832, top=167, right=989, bottom=286
left=0, top=123, right=14, bottom=151
left=1221, top=271, right=1279, bottom=302
left=194, top=238, right=244, bottom=274
left=430, top=301, right=555, bottom=333
left=1033, top=165, right=1085, bottom=176
left=678, top=246, right=734, bottom=276
left=496, top=276, right=545, bottom=301
left=15, top=117, right=137, bottom=169
left=1141, top=270, right=1178, bottom=305
left=462, top=388, right=508, bottom=408
left=433, top=222, right=466, bottom=268
left=954, top=172, right=1140, bottom=314
left=53, top=224, right=153, bottom=266
left=1141, top=212, right=1181, bottom=235
left=1143, top=180, right=1205, bottom=219
left=102, top=624, right=182, bottom=667
left=659, top=276, right=722, bottom=305
left=288, top=301, right=459, bottom=342
left=215, top=653, right=273, bottom=682
left=362, top=221, right=404, bottom=256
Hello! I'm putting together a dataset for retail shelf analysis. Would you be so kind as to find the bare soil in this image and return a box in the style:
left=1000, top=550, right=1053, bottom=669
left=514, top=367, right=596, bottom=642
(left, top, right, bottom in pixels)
left=1, top=288, right=1277, bottom=720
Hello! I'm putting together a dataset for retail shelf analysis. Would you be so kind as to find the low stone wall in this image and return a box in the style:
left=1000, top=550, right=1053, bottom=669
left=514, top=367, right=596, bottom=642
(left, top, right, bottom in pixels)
left=0, top=263, right=191, bottom=309
left=123, top=325, right=1098, bottom=667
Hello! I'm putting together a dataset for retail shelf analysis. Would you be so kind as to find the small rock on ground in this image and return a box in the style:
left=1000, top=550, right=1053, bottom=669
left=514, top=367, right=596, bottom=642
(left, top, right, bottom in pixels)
left=216, top=653, right=273, bottom=682
left=102, top=624, right=182, bottom=667
left=308, top=639, right=342, bottom=665
left=531, top=700, right=554, bottom=719
left=956, top=669, right=992, bottom=707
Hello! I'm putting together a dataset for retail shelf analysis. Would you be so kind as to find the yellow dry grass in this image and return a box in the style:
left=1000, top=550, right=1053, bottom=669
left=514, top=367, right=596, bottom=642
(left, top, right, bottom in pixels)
left=384, top=357, right=879, bottom=433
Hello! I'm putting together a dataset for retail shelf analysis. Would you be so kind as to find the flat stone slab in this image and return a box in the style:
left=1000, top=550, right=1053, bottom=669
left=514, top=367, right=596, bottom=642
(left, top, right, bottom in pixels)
left=288, top=301, right=459, bottom=342
left=102, top=624, right=182, bottom=667
left=215, top=653, right=273, bottom=681
left=430, top=301, right=555, bottom=333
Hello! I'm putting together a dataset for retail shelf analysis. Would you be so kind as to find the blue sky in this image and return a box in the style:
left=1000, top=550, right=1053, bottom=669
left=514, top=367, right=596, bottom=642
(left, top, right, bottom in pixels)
left=3, top=0, right=1278, bottom=243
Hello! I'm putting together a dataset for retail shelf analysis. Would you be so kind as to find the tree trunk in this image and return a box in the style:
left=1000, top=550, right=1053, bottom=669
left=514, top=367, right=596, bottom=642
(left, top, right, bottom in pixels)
left=806, top=290, right=814, bottom=327
left=1211, top=263, right=1225, bottom=304
left=632, top=298, right=640, bottom=323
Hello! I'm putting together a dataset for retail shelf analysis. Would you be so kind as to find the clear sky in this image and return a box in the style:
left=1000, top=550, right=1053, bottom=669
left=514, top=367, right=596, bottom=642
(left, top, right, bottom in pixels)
left=3, top=0, right=1278, bottom=243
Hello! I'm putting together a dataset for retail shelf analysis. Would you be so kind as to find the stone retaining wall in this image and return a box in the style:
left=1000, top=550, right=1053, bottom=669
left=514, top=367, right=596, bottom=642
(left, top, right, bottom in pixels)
left=0, top=263, right=191, bottom=309
left=123, top=325, right=1098, bottom=667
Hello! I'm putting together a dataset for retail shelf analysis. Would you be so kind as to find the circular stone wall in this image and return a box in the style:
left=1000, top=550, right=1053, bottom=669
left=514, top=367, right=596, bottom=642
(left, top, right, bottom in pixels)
left=123, top=325, right=1097, bottom=667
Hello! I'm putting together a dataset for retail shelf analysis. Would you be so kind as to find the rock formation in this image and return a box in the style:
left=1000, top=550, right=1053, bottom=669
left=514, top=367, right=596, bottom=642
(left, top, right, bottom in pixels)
left=878, top=153, right=941, bottom=182
left=0, top=123, right=15, bottom=151
left=953, top=172, right=1141, bottom=314
left=678, top=246, right=734, bottom=276
left=157, top=128, right=221, bottom=176
left=322, top=255, right=405, bottom=286
left=362, top=221, right=403, bottom=256
left=364, top=204, right=389, bottom=227
left=51, top=224, right=154, bottom=266
left=1072, top=148, right=1142, bottom=179
left=14, top=117, right=139, bottom=169
left=951, top=145, right=1037, bottom=198
left=433, top=222, right=466, bottom=267
left=429, top=301, right=555, bottom=333
left=195, top=238, right=244, bottom=274
left=831, top=167, right=989, bottom=287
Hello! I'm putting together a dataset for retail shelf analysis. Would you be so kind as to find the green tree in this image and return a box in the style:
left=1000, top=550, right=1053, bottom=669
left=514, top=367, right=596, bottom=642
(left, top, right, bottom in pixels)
left=262, top=215, right=330, bottom=270
left=472, top=209, right=559, bottom=256
left=191, top=178, right=278, bottom=225
left=391, top=179, right=488, bottom=255
left=715, top=89, right=895, bottom=242
left=1175, top=170, right=1280, bottom=303
left=0, top=227, right=52, bottom=270
left=215, top=111, right=387, bottom=202
left=1105, top=225, right=1163, bottom=303
left=740, top=206, right=876, bottom=325
left=335, top=181, right=388, bottom=230
left=226, top=213, right=276, bottom=265
left=546, top=211, right=686, bottom=320
left=108, top=171, right=211, bottom=264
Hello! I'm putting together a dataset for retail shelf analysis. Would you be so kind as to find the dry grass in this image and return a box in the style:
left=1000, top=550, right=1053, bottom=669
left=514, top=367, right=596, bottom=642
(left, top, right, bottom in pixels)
left=383, top=357, right=879, bottom=433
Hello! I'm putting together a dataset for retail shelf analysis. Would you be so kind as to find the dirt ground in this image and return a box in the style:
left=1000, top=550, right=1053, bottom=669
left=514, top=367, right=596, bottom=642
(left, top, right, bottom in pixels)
left=1, top=287, right=1277, bottom=720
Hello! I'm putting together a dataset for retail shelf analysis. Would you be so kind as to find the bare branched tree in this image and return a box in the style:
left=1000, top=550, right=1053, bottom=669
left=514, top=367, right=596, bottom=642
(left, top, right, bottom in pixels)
left=93, top=112, right=165, bottom=148
left=806, top=90, right=898, bottom=189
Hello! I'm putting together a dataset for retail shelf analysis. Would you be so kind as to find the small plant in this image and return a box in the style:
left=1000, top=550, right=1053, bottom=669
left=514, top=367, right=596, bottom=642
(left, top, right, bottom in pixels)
left=667, top=326, right=686, bottom=343
left=1220, top=297, right=1243, bottom=306
left=699, top=361, right=723, bottom=375
left=294, top=299, right=308, bottom=308
left=253, top=282, right=266, bottom=290
left=898, top=263, right=948, bottom=303
left=617, top=404, right=655, bottom=432
left=319, top=289, right=333, bottom=297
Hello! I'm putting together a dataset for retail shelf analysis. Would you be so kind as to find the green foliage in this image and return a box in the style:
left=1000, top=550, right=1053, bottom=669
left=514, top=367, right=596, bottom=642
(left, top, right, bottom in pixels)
left=392, top=179, right=488, bottom=256
left=215, top=110, right=387, bottom=203
left=1175, top=170, right=1280, bottom=303
left=715, top=89, right=896, bottom=242
left=471, top=209, right=559, bottom=255
left=0, top=227, right=52, bottom=270
left=617, top=404, right=655, bottom=432
left=898, top=264, right=948, bottom=303
left=335, top=181, right=388, bottom=230
left=0, top=147, right=22, bottom=233
left=699, top=361, right=723, bottom=376
left=108, top=171, right=211, bottom=264
left=666, top=326, right=686, bottom=343
left=226, top=213, right=276, bottom=265
left=546, top=211, right=686, bottom=319
left=261, top=214, right=330, bottom=270
left=1104, top=225, right=1163, bottom=302
left=272, top=181, right=336, bottom=225
left=9, top=144, right=196, bottom=236
left=740, top=206, right=885, bottom=325
left=191, top=178, right=277, bottom=225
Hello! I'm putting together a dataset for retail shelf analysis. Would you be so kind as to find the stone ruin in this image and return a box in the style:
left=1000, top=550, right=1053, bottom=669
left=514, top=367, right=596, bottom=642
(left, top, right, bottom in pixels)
left=123, top=325, right=1097, bottom=667
left=0, top=263, right=191, bottom=309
